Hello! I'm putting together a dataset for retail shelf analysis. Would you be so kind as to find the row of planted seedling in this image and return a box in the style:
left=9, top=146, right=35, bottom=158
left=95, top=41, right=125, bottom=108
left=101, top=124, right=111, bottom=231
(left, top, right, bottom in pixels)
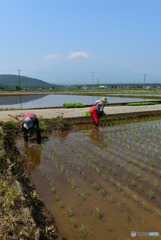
left=36, top=120, right=161, bottom=217
left=39, top=134, right=161, bottom=221
left=48, top=128, right=161, bottom=204
left=22, top=118, right=161, bottom=238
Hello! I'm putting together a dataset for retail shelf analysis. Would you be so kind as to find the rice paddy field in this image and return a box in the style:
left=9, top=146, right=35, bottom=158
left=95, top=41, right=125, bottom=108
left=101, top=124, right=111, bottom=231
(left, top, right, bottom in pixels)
left=17, top=116, right=161, bottom=240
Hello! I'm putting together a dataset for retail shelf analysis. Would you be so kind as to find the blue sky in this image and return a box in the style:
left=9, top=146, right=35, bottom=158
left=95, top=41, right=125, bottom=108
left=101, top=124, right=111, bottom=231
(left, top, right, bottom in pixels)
left=0, top=0, right=161, bottom=85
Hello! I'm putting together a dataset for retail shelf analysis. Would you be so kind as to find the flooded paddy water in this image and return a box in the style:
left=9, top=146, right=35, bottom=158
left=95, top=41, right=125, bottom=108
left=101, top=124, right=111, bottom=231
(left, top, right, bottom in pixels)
left=0, top=93, right=157, bottom=109
left=16, top=116, right=161, bottom=240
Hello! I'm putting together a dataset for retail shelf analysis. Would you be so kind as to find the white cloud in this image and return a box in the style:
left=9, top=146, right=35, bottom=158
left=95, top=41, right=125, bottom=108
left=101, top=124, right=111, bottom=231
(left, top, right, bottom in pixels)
left=68, top=51, right=89, bottom=60
left=45, top=54, right=61, bottom=59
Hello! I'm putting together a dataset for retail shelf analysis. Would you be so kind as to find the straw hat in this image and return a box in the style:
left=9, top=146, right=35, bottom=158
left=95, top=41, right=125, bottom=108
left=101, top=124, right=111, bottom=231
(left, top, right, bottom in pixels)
left=23, top=117, right=33, bottom=129
left=101, top=97, right=108, bottom=103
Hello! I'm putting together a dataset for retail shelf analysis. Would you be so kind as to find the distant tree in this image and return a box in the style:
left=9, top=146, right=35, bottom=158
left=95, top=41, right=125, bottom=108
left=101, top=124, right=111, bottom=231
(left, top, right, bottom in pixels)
left=15, top=85, right=20, bottom=90
left=52, top=85, right=55, bottom=89
left=0, top=86, right=4, bottom=90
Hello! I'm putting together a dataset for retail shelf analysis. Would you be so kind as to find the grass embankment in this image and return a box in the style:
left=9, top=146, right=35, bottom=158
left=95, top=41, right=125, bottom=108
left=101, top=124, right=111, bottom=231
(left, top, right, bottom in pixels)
left=0, top=121, right=64, bottom=240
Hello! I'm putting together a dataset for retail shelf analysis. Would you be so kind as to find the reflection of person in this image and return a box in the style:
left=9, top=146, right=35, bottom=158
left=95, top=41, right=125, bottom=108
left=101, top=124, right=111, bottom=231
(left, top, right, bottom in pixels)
left=91, top=127, right=100, bottom=142
left=24, top=142, right=41, bottom=171
left=21, top=113, right=41, bottom=144
left=90, top=97, right=108, bottom=126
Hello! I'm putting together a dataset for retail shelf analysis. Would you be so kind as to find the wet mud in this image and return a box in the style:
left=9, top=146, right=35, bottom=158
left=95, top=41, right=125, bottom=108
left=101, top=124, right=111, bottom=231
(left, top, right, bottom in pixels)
left=16, top=116, right=161, bottom=240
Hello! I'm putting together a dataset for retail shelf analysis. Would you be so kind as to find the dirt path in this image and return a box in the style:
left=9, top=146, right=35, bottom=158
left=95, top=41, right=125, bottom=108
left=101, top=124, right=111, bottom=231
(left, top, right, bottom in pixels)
left=1, top=104, right=161, bottom=122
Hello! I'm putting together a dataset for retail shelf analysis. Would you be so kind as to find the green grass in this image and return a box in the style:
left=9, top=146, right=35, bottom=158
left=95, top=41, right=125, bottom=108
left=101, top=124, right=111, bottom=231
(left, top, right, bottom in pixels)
left=127, top=102, right=156, bottom=106
left=84, top=110, right=90, bottom=116
left=63, top=102, right=84, bottom=108
left=2, top=121, right=17, bottom=129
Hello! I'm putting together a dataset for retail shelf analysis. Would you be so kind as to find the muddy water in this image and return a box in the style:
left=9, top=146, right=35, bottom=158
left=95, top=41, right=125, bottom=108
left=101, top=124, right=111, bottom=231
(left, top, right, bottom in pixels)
left=17, top=118, right=161, bottom=240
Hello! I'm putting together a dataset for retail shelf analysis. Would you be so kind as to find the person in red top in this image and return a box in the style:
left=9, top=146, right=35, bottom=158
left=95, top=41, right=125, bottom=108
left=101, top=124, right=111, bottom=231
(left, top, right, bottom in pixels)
left=90, top=97, right=108, bottom=126
left=21, top=113, right=41, bottom=143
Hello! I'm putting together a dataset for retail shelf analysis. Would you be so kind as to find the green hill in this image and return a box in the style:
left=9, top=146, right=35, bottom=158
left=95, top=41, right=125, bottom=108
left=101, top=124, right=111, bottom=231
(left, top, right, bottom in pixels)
left=0, top=74, right=54, bottom=89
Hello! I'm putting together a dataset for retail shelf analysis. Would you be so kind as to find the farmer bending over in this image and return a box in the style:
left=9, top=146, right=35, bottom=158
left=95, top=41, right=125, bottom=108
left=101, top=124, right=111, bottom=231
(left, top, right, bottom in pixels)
left=90, top=97, right=108, bottom=126
left=21, top=113, right=41, bottom=144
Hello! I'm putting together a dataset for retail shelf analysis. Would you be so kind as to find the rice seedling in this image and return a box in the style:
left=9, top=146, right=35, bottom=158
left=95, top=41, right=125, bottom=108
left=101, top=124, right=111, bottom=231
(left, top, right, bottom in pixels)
left=137, top=171, right=141, bottom=178
left=38, top=167, right=44, bottom=177
left=139, top=164, right=144, bottom=170
left=144, top=157, right=148, bottom=164
left=93, top=182, right=99, bottom=191
left=137, top=183, right=142, bottom=193
left=132, top=194, right=139, bottom=204
left=55, top=194, right=59, bottom=202
left=156, top=209, right=161, bottom=218
left=77, top=166, right=80, bottom=174
left=148, top=188, right=153, bottom=200
left=131, top=178, right=135, bottom=186
left=80, top=192, right=85, bottom=202
left=96, top=167, right=100, bottom=175
left=158, top=170, right=161, bottom=178
left=55, top=161, right=58, bottom=169
left=108, top=194, right=113, bottom=204
left=132, top=160, right=136, bottom=166
left=88, top=176, right=92, bottom=184
left=152, top=159, right=155, bottom=167
left=75, top=187, right=80, bottom=196
left=101, top=188, right=105, bottom=197
left=80, top=224, right=85, bottom=235
left=123, top=174, right=127, bottom=181
left=154, top=179, right=158, bottom=188
left=124, top=186, right=130, bottom=198
left=110, top=177, right=115, bottom=186
left=67, top=176, right=70, bottom=183
left=120, top=163, right=123, bottom=169
left=117, top=202, right=123, bottom=212
left=49, top=180, right=53, bottom=187
left=51, top=185, right=56, bottom=193
left=149, top=167, right=153, bottom=174
left=71, top=218, right=77, bottom=228
left=95, top=206, right=101, bottom=219
left=107, top=166, right=111, bottom=173
left=71, top=179, right=75, bottom=189
left=65, top=170, right=68, bottom=178
left=117, top=182, right=121, bottom=192
left=58, top=200, right=64, bottom=208
left=81, top=171, right=86, bottom=178
left=124, top=211, right=131, bottom=222
left=145, top=175, right=149, bottom=181
left=67, top=207, right=72, bottom=217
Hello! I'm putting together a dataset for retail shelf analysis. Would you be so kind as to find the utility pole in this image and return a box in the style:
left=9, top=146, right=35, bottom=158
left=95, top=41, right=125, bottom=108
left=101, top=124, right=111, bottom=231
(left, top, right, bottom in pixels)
left=18, top=69, right=21, bottom=91
left=144, top=73, right=146, bottom=88
left=97, top=78, right=99, bottom=88
left=92, top=71, right=95, bottom=90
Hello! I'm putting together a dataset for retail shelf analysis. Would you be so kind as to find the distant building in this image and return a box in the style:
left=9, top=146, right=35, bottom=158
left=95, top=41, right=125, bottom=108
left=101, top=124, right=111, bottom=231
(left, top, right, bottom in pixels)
left=81, top=86, right=89, bottom=90
left=98, top=86, right=105, bottom=89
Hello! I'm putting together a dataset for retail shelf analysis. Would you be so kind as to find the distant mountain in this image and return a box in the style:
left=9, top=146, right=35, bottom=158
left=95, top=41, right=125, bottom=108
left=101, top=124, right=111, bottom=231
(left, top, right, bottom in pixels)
left=0, top=74, right=54, bottom=89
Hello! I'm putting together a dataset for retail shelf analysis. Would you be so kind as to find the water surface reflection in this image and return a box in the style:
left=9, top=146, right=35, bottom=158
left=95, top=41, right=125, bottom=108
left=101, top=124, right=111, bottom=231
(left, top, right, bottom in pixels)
left=0, top=94, right=156, bottom=109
